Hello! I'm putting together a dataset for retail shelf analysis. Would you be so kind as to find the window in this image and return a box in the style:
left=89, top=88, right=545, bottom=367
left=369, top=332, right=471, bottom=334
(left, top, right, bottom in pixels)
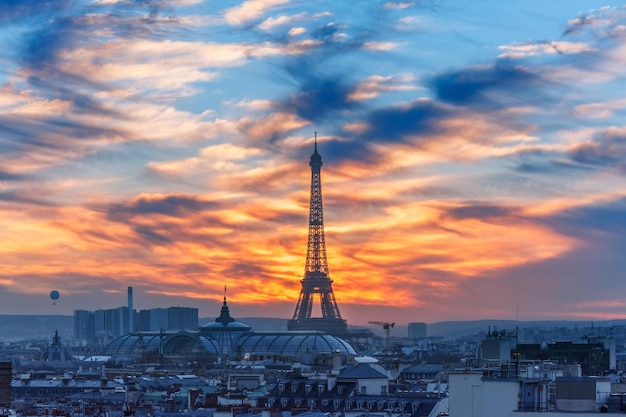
left=381, top=386, right=387, bottom=395
left=361, top=386, right=367, bottom=394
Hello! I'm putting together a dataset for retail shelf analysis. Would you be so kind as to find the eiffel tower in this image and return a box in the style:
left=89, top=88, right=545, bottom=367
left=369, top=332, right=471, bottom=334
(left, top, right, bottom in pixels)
left=287, top=135, right=348, bottom=336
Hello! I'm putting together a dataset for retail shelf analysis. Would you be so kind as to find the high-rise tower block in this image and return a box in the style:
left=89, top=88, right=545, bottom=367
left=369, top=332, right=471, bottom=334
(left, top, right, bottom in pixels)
left=287, top=136, right=348, bottom=336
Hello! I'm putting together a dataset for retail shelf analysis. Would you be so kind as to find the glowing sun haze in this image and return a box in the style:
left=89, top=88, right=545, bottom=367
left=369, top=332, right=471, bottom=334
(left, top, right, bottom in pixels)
left=1, top=0, right=626, bottom=325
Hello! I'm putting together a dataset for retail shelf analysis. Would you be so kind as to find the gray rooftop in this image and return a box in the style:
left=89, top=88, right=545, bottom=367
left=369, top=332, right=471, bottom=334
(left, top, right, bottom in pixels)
left=337, top=363, right=387, bottom=380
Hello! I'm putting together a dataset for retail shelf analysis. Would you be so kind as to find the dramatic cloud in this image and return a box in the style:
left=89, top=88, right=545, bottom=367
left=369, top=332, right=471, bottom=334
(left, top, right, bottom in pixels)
left=428, top=61, right=549, bottom=108
left=1, top=1, right=626, bottom=325
left=569, top=127, right=626, bottom=169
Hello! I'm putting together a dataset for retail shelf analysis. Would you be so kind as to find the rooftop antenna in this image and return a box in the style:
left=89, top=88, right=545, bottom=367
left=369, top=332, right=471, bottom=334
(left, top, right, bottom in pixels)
left=314, top=131, right=318, bottom=152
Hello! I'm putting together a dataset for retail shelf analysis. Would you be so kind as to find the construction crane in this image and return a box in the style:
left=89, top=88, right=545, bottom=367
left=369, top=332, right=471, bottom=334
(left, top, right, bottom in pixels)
left=368, top=321, right=395, bottom=349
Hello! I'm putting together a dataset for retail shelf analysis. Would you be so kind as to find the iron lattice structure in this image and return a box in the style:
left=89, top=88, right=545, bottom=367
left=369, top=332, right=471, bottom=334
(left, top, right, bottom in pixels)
left=288, top=140, right=347, bottom=336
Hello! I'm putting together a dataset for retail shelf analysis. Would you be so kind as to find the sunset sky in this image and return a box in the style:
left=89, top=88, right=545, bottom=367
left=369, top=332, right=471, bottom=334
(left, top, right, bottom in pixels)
left=1, top=0, right=626, bottom=326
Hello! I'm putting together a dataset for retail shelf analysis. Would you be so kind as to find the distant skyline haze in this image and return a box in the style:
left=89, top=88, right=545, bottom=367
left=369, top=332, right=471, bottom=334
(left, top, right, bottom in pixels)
left=1, top=1, right=626, bottom=325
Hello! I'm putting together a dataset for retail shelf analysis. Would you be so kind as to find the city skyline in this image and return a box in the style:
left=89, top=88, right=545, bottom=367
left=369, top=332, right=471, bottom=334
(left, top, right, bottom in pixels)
left=1, top=1, right=626, bottom=325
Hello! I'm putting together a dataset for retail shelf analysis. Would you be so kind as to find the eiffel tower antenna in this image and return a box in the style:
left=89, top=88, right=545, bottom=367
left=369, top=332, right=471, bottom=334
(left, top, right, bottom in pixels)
left=288, top=134, right=347, bottom=336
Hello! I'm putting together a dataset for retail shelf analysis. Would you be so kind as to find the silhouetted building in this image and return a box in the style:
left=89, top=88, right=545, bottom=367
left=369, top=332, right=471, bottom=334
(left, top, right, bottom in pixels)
left=42, top=330, right=73, bottom=362
left=76, top=306, right=198, bottom=342
left=198, top=295, right=251, bottom=357
left=481, top=328, right=517, bottom=361
left=480, top=327, right=614, bottom=375
left=104, top=297, right=356, bottom=365
left=0, top=361, right=11, bottom=408
left=138, top=308, right=167, bottom=331
left=167, top=307, right=198, bottom=330
left=288, top=138, right=347, bottom=337
left=73, top=307, right=129, bottom=341
left=74, top=309, right=96, bottom=341
left=517, top=340, right=613, bottom=376
left=408, top=322, right=427, bottom=339
left=95, top=307, right=130, bottom=339
left=136, top=307, right=198, bottom=331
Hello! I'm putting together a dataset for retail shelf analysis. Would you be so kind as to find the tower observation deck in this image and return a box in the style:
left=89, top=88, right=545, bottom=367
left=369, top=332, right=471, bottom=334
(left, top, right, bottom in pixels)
left=287, top=136, right=348, bottom=337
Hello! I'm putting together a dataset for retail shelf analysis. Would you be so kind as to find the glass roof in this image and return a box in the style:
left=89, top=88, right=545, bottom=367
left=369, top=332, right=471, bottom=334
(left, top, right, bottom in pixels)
left=102, top=334, right=164, bottom=355
left=236, top=331, right=356, bottom=356
left=102, top=330, right=356, bottom=359
left=103, top=332, right=220, bottom=356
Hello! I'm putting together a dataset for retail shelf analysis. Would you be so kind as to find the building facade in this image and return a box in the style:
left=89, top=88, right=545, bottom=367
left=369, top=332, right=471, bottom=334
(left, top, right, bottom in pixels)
left=0, top=361, right=11, bottom=408
left=75, top=306, right=198, bottom=343
left=408, top=322, right=427, bottom=339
